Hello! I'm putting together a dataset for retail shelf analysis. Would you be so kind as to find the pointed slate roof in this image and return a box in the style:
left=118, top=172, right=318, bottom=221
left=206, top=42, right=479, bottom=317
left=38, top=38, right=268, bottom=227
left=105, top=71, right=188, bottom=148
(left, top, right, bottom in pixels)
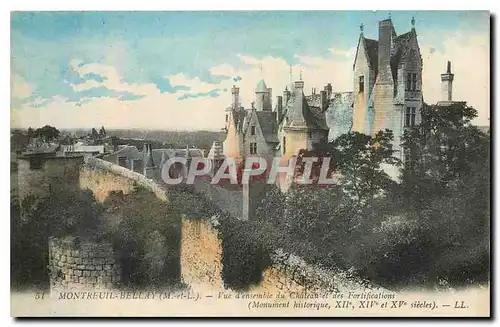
left=255, top=79, right=269, bottom=93
left=255, top=111, right=279, bottom=143
left=363, top=38, right=379, bottom=72
left=353, top=36, right=379, bottom=72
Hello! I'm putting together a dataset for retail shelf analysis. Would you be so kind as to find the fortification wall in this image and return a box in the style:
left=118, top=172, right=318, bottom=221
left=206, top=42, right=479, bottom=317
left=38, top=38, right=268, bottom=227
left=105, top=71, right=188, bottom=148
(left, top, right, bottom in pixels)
left=179, top=214, right=385, bottom=294
left=78, top=156, right=385, bottom=294
left=193, top=179, right=243, bottom=219
left=17, top=156, right=83, bottom=200
left=48, top=236, right=121, bottom=291
left=180, top=218, right=224, bottom=291
left=80, top=157, right=168, bottom=202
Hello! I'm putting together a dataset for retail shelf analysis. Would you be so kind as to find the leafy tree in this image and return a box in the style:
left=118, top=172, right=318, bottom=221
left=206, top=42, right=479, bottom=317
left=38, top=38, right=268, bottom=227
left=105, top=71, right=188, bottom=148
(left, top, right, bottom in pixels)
left=331, top=129, right=400, bottom=205
left=401, top=102, right=489, bottom=205
left=33, top=125, right=60, bottom=142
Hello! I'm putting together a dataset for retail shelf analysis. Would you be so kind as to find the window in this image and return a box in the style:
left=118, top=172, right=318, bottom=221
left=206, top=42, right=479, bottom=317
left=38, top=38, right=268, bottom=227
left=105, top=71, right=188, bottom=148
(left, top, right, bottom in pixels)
left=308, top=131, right=313, bottom=139
left=225, top=114, right=228, bottom=122
left=407, top=73, right=417, bottom=91
left=359, top=76, right=364, bottom=93
left=250, top=142, right=257, bottom=155
left=405, top=107, right=416, bottom=127
left=251, top=125, right=256, bottom=135
left=283, top=137, right=286, bottom=154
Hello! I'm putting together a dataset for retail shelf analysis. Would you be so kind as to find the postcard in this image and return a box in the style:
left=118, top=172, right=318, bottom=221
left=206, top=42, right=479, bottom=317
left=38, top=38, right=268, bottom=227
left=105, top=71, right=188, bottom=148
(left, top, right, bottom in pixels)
left=10, top=10, right=490, bottom=317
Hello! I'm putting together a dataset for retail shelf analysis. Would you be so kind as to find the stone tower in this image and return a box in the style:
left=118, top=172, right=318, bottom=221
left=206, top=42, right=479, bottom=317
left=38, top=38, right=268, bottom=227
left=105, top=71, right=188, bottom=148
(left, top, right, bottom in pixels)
left=255, top=79, right=271, bottom=111
left=441, top=61, right=454, bottom=102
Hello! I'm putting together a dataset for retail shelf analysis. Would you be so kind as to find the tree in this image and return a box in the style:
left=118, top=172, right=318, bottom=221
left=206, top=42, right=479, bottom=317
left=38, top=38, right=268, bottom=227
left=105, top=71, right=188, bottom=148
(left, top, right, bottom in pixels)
left=33, top=125, right=60, bottom=142
left=331, top=129, right=400, bottom=205
left=401, top=102, right=489, bottom=204
left=27, top=127, right=34, bottom=138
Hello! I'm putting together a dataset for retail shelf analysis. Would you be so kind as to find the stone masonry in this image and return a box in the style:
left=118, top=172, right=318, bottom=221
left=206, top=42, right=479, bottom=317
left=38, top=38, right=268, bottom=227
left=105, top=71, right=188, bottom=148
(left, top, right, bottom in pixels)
left=48, top=236, right=121, bottom=291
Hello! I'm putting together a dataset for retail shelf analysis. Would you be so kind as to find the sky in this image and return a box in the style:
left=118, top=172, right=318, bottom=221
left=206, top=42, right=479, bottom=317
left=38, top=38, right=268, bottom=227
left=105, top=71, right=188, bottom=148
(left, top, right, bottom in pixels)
left=10, top=11, right=490, bottom=131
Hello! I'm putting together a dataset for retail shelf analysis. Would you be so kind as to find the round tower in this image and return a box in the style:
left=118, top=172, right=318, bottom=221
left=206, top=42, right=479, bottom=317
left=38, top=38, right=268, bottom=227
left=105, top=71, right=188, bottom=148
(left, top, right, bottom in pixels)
left=255, top=79, right=270, bottom=111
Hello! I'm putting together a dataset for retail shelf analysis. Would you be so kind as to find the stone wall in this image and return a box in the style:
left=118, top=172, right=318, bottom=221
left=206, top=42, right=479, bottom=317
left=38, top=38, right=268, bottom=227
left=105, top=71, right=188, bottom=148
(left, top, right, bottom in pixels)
left=78, top=156, right=385, bottom=294
left=17, top=155, right=83, bottom=200
left=193, top=178, right=243, bottom=219
left=80, top=157, right=168, bottom=203
left=180, top=217, right=224, bottom=292
left=48, top=236, right=121, bottom=291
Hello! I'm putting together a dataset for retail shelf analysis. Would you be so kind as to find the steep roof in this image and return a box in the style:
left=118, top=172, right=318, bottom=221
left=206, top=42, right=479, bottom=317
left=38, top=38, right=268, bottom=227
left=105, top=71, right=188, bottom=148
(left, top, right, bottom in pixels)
left=107, top=145, right=141, bottom=160
left=255, top=79, right=269, bottom=93
left=391, top=30, right=415, bottom=82
left=353, top=36, right=379, bottom=72
left=231, top=108, right=247, bottom=133
left=363, top=37, right=379, bottom=72
left=255, top=111, right=279, bottom=143
left=281, top=91, right=328, bottom=131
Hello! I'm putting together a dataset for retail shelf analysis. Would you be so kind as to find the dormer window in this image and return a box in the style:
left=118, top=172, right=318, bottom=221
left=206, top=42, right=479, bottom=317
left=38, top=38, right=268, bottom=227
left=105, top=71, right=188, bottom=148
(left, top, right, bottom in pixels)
left=251, top=126, right=256, bottom=135
left=359, top=76, right=364, bottom=93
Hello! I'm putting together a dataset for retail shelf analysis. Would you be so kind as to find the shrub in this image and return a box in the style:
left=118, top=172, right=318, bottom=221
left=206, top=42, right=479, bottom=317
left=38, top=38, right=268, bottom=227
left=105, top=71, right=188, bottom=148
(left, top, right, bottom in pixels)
left=217, top=214, right=271, bottom=291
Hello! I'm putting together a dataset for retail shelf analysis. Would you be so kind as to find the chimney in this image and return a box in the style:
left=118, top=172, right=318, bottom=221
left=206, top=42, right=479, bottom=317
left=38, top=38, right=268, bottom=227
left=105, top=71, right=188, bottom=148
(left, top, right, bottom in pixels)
left=267, top=88, right=273, bottom=110
left=288, top=80, right=306, bottom=127
left=320, top=90, right=328, bottom=111
left=324, top=83, right=332, bottom=98
left=378, top=19, right=395, bottom=80
left=283, top=87, right=290, bottom=106
left=441, top=61, right=454, bottom=102
left=231, top=85, right=240, bottom=109
left=276, top=95, right=283, bottom=123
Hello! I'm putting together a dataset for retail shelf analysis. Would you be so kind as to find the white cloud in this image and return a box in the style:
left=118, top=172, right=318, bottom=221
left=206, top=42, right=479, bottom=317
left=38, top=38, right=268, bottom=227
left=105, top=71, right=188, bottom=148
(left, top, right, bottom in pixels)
left=11, top=74, right=33, bottom=99
left=69, top=60, right=160, bottom=97
left=11, top=30, right=490, bottom=130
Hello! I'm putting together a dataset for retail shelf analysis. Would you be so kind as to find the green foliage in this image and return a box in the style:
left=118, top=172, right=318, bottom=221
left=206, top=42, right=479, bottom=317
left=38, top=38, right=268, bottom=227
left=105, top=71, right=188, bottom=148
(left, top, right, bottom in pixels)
left=331, top=129, right=400, bottom=203
left=33, top=125, right=60, bottom=142
left=103, top=187, right=182, bottom=288
left=11, top=188, right=103, bottom=290
left=217, top=214, right=271, bottom=291
left=249, top=104, right=489, bottom=290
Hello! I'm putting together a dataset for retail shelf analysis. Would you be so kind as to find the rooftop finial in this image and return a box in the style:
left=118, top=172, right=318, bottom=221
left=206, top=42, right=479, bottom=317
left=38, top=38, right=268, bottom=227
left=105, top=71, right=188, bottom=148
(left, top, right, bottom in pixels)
left=300, top=70, right=303, bottom=81
left=360, top=23, right=364, bottom=35
left=447, top=61, right=452, bottom=74
left=411, top=16, right=415, bottom=28
left=388, top=12, right=391, bottom=19
left=260, top=61, right=263, bottom=74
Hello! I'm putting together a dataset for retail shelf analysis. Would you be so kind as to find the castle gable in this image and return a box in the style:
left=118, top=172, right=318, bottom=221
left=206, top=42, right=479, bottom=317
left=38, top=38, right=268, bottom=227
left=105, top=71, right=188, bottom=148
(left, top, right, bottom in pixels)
left=353, top=36, right=379, bottom=73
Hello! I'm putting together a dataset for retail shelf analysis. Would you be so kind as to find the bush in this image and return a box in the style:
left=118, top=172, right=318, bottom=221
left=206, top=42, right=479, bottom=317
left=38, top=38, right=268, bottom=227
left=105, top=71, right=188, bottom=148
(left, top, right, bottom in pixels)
left=11, top=188, right=103, bottom=290
left=217, top=214, right=271, bottom=291
left=103, top=187, right=182, bottom=289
